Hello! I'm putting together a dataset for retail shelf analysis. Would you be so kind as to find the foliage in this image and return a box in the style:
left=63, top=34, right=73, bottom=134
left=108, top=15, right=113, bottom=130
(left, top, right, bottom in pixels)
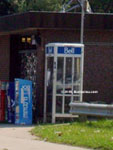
left=31, top=120, right=113, bottom=150
left=11, top=0, right=113, bottom=13
left=8, top=0, right=66, bottom=13
left=0, top=0, right=113, bottom=17
left=0, top=0, right=14, bottom=16
left=89, top=0, right=113, bottom=13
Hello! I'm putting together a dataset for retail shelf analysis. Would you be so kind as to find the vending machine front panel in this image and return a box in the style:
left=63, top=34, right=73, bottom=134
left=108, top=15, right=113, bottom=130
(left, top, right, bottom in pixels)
left=0, top=80, right=8, bottom=122
left=7, top=82, right=15, bottom=123
left=15, top=79, right=32, bottom=125
left=0, top=90, right=5, bottom=122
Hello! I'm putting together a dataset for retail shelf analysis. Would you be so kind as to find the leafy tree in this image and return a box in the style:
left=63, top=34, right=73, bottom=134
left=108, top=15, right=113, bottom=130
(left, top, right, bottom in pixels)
left=9, top=0, right=66, bottom=12
left=89, top=0, right=113, bottom=13
left=62, top=0, right=113, bottom=13
left=1, top=0, right=113, bottom=16
left=0, top=0, right=14, bottom=16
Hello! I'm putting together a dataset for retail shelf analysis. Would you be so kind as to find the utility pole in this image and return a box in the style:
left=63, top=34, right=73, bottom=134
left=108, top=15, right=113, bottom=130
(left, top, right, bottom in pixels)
left=62, top=0, right=86, bottom=43
left=80, top=0, right=85, bottom=44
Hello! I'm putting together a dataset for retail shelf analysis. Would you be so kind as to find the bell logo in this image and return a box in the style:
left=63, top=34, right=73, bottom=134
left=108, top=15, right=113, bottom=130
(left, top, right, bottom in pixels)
left=64, top=47, right=74, bottom=54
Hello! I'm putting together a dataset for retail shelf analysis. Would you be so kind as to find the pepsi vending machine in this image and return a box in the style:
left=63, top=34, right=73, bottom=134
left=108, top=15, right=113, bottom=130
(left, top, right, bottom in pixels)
left=0, top=81, right=8, bottom=122
left=15, top=79, right=32, bottom=125
left=7, top=82, right=15, bottom=123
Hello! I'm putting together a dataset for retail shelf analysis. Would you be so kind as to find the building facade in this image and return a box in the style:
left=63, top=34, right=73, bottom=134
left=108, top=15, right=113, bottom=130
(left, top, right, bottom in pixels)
left=0, top=12, right=113, bottom=121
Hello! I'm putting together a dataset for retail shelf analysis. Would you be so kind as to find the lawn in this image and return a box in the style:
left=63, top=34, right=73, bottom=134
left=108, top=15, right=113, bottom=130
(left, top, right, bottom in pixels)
left=31, top=119, right=113, bottom=150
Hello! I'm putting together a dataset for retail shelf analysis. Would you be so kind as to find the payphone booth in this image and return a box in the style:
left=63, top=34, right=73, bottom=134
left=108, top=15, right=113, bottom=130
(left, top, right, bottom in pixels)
left=44, top=43, right=84, bottom=123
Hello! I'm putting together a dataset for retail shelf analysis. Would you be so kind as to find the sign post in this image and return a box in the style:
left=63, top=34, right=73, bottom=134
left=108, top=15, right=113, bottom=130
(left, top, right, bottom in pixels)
left=80, top=0, right=85, bottom=44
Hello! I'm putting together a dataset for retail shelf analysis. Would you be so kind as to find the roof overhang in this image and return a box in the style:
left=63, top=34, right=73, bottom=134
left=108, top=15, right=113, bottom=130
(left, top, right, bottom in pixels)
left=0, top=11, right=113, bottom=35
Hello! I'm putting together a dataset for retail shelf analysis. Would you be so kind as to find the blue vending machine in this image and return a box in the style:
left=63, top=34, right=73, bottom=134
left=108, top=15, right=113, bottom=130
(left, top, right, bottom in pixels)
left=15, top=79, right=32, bottom=125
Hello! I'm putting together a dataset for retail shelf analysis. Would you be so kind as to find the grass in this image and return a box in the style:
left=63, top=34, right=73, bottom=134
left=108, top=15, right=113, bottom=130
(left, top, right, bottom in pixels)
left=31, top=119, right=113, bottom=150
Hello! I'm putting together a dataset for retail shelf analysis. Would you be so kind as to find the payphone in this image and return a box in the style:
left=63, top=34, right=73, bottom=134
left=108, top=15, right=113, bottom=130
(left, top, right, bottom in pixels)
left=44, top=43, right=84, bottom=123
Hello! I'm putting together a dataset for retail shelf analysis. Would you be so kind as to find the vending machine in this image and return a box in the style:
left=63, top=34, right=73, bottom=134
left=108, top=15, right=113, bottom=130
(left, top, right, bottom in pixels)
left=7, top=82, right=15, bottom=123
left=0, top=81, right=8, bottom=122
left=15, top=79, right=32, bottom=125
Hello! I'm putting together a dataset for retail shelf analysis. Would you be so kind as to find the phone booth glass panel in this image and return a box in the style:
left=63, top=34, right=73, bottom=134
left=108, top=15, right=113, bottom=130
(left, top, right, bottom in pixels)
left=44, top=43, right=84, bottom=123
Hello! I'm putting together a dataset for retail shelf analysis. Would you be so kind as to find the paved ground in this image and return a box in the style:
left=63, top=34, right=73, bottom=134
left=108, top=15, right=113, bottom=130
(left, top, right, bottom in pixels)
left=0, top=124, right=91, bottom=150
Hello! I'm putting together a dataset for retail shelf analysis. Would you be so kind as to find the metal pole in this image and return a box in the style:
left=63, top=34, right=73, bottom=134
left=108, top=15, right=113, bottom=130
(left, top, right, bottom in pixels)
left=80, top=0, right=85, bottom=44
left=43, top=55, right=47, bottom=123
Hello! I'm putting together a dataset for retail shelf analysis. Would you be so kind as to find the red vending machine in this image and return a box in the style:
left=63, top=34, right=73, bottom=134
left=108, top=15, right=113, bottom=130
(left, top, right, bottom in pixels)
left=0, top=81, right=8, bottom=122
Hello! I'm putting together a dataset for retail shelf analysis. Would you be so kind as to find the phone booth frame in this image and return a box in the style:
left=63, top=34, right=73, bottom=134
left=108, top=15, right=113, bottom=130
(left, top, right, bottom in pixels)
left=44, top=43, right=84, bottom=123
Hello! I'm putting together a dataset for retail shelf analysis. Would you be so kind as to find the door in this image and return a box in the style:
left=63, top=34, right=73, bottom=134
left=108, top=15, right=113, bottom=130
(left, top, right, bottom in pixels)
left=19, top=50, right=37, bottom=109
left=54, top=56, right=81, bottom=122
left=44, top=56, right=54, bottom=122
left=44, top=56, right=81, bottom=123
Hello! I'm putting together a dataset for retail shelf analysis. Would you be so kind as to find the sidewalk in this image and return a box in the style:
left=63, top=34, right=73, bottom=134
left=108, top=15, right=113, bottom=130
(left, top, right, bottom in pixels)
left=0, top=124, right=91, bottom=150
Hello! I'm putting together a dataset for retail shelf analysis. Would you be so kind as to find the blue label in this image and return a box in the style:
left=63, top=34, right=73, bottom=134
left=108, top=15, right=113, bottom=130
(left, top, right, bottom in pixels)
left=46, top=47, right=54, bottom=54
left=58, top=47, right=81, bottom=55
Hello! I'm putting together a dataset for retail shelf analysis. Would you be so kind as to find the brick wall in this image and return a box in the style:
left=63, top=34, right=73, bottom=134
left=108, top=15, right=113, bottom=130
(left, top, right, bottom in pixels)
left=0, top=29, right=113, bottom=118
left=36, top=29, right=113, bottom=113
left=0, top=35, right=10, bottom=80
left=83, top=45, right=113, bottom=103
left=36, top=44, right=45, bottom=118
